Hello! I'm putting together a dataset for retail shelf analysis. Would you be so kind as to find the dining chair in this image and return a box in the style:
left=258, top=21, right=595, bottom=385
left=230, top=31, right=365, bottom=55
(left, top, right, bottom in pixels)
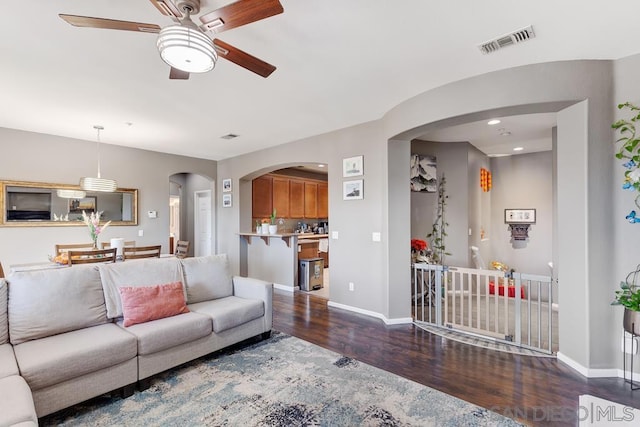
left=175, top=240, right=190, bottom=259
left=55, top=243, right=96, bottom=256
left=122, top=245, right=162, bottom=261
left=101, top=241, right=136, bottom=249
left=68, top=248, right=117, bottom=265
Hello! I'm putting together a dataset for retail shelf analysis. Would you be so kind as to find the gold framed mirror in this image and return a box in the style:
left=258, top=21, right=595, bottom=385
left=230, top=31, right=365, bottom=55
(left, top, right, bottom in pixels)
left=0, top=180, right=138, bottom=227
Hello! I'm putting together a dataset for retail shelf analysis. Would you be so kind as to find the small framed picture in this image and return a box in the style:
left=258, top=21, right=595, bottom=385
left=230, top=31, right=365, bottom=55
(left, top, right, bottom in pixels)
left=222, top=178, right=232, bottom=193
left=222, top=194, right=232, bottom=208
left=343, top=155, right=364, bottom=177
left=504, top=208, right=536, bottom=224
left=343, top=179, right=363, bottom=200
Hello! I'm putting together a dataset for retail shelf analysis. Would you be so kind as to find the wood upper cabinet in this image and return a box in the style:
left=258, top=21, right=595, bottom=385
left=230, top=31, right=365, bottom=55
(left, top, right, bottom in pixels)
left=317, top=182, right=328, bottom=218
left=289, top=179, right=305, bottom=218
left=304, top=182, right=318, bottom=218
left=272, top=176, right=290, bottom=218
left=252, top=175, right=273, bottom=218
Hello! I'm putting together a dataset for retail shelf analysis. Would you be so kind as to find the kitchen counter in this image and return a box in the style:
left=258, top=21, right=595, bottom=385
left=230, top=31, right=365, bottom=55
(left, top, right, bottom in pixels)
left=238, top=232, right=329, bottom=289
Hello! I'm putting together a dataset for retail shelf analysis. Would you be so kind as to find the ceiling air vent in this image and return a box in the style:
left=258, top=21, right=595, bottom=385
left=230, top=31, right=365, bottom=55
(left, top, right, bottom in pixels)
left=220, top=133, right=239, bottom=140
left=478, top=25, right=535, bottom=54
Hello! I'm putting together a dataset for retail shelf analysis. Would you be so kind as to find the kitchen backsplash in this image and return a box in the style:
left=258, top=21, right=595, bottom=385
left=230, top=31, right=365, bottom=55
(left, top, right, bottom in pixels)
left=252, top=217, right=328, bottom=234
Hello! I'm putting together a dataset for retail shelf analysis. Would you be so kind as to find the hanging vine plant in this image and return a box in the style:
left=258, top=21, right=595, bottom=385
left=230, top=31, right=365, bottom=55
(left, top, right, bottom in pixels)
left=612, top=102, right=640, bottom=223
left=426, top=173, right=451, bottom=264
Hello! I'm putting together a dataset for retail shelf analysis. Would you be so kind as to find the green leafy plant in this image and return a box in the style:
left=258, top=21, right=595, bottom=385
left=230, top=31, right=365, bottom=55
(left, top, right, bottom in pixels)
left=612, top=102, right=640, bottom=213
left=612, top=264, right=640, bottom=311
left=426, top=174, right=451, bottom=264
left=270, top=208, right=277, bottom=225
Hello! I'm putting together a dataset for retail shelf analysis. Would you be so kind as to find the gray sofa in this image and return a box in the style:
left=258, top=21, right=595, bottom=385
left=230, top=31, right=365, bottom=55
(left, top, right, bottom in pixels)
left=0, top=254, right=273, bottom=424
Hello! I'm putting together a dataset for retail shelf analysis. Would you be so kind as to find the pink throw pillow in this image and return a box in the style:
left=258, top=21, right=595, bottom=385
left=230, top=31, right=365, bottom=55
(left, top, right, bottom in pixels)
left=119, top=282, right=189, bottom=327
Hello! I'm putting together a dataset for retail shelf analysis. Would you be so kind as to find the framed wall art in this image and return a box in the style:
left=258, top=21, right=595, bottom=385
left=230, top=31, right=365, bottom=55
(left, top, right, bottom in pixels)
left=222, top=194, right=232, bottom=208
left=410, top=154, right=437, bottom=192
left=222, top=178, right=232, bottom=192
left=343, top=155, right=364, bottom=177
left=504, top=208, right=536, bottom=224
left=343, top=179, right=363, bottom=200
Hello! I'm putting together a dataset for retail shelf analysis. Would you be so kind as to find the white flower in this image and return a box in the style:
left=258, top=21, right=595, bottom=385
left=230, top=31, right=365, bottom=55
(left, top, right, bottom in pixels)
left=629, top=168, right=640, bottom=183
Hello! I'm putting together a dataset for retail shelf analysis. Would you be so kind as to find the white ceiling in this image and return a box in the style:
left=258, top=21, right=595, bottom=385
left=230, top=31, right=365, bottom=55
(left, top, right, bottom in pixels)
left=418, top=112, right=557, bottom=157
left=2, top=1, right=640, bottom=161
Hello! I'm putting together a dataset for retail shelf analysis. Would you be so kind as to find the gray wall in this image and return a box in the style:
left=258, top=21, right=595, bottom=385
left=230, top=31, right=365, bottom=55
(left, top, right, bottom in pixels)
left=0, top=128, right=216, bottom=267
left=410, top=140, right=472, bottom=267
left=489, top=151, right=553, bottom=275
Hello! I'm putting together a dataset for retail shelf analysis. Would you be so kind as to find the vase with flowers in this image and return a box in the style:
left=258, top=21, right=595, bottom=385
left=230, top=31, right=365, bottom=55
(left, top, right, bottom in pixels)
left=82, top=210, right=111, bottom=249
left=411, top=238, right=430, bottom=263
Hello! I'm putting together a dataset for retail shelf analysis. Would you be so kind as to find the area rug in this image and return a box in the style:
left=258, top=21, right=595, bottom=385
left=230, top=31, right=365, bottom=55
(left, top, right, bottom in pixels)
left=41, top=332, right=523, bottom=426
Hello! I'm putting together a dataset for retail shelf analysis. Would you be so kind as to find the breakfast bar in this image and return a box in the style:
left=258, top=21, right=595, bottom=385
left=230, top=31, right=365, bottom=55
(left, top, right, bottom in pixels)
left=238, top=232, right=328, bottom=290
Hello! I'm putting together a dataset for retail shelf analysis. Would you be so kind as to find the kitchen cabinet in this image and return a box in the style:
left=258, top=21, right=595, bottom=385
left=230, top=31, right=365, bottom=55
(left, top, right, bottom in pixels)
left=253, top=173, right=327, bottom=220
left=298, top=240, right=319, bottom=259
left=272, top=176, right=290, bottom=218
left=317, top=182, right=328, bottom=218
left=252, top=175, right=273, bottom=218
left=289, top=179, right=305, bottom=218
left=304, top=182, right=317, bottom=218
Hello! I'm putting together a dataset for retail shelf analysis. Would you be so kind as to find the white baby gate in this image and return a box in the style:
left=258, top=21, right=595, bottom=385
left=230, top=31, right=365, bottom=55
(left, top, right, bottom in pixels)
left=412, top=263, right=556, bottom=354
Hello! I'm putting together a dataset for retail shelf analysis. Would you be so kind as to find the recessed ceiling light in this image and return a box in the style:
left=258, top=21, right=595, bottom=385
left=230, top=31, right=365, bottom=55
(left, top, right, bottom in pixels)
left=487, top=119, right=501, bottom=125
left=317, top=164, right=325, bottom=168
left=513, top=147, right=524, bottom=151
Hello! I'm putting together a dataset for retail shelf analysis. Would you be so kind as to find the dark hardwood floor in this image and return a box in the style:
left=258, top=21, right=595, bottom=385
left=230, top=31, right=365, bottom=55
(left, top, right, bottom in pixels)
left=273, top=290, right=640, bottom=426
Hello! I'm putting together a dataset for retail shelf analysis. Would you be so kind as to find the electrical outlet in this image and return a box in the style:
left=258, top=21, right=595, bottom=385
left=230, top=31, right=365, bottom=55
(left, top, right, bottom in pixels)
left=349, top=282, right=354, bottom=291
left=372, top=232, right=381, bottom=242
left=138, top=229, right=144, bottom=237
left=331, top=231, right=339, bottom=239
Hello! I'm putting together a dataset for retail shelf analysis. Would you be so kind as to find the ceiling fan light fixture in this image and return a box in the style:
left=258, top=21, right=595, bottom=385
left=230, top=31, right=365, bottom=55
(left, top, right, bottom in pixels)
left=157, top=25, right=217, bottom=73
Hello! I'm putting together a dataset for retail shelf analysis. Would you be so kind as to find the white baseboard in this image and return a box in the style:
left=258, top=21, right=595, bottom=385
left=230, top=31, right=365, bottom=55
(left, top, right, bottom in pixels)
left=557, top=352, right=619, bottom=378
left=273, top=283, right=296, bottom=292
left=327, top=301, right=413, bottom=325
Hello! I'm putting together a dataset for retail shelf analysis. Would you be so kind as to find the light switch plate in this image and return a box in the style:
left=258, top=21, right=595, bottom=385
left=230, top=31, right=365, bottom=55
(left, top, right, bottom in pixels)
left=148, top=210, right=157, bottom=218
left=331, top=231, right=339, bottom=239
left=372, top=232, right=381, bottom=242
left=138, top=229, right=144, bottom=237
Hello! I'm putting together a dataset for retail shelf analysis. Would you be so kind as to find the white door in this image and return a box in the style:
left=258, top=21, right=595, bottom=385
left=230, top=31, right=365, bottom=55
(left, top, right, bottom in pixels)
left=194, top=190, right=212, bottom=257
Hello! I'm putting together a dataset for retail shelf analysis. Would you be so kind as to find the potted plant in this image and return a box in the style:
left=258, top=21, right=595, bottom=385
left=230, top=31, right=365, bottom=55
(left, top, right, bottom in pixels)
left=612, top=264, right=640, bottom=335
left=268, top=209, right=278, bottom=234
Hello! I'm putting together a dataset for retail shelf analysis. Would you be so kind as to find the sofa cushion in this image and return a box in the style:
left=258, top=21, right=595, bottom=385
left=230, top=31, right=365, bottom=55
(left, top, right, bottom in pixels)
left=98, top=257, right=184, bottom=319
left=117, top=312, right=211, bottom=355
left=119, top=282, right=189, bottom=327
left=181, top=254, right=233, bottom=304
left=0, top=343, right=18, bottom=379
left=0, top=375, right=37, bottom=427
left=8, top=265, right=108, bottom=345
left=0, top=279, right=7, bottom=345
left=189, top=296, right=264, bottom=333
left=13, top=323, right=137, bottom=390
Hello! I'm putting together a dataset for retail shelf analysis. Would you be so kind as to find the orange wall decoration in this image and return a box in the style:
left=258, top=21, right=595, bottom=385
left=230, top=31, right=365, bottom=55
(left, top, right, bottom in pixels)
left=480, top=168, right=492, bottom=192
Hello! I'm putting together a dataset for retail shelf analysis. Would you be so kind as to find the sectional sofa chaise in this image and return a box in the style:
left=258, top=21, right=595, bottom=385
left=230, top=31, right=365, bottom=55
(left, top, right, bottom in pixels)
left=0, top=254, right=273, bottom=425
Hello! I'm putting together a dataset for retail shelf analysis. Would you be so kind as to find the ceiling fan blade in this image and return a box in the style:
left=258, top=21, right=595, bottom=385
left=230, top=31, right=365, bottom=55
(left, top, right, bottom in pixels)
left=200, top=0, right=283, bottom=33
left=213, top=39, right=276, bottom=78
left=169, top=67, right=190, bottom=80
left=59, top=14, right=161, bottom=33
left=148, top=0, right=182, bottom=20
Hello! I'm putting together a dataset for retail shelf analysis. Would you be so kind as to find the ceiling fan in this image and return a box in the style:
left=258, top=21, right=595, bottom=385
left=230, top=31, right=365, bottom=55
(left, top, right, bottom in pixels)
left=59, top=0, right=283, bottom=79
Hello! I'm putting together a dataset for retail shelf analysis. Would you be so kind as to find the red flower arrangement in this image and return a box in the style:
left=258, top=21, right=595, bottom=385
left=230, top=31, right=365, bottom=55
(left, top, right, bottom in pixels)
left=411, top=239, right=427, bottom=252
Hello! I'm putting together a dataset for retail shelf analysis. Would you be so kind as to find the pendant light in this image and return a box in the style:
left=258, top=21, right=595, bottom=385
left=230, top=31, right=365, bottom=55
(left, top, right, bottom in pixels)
left=56, top=189, right=87, bottom=199
left=80, top=125, right=117, bottom=192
